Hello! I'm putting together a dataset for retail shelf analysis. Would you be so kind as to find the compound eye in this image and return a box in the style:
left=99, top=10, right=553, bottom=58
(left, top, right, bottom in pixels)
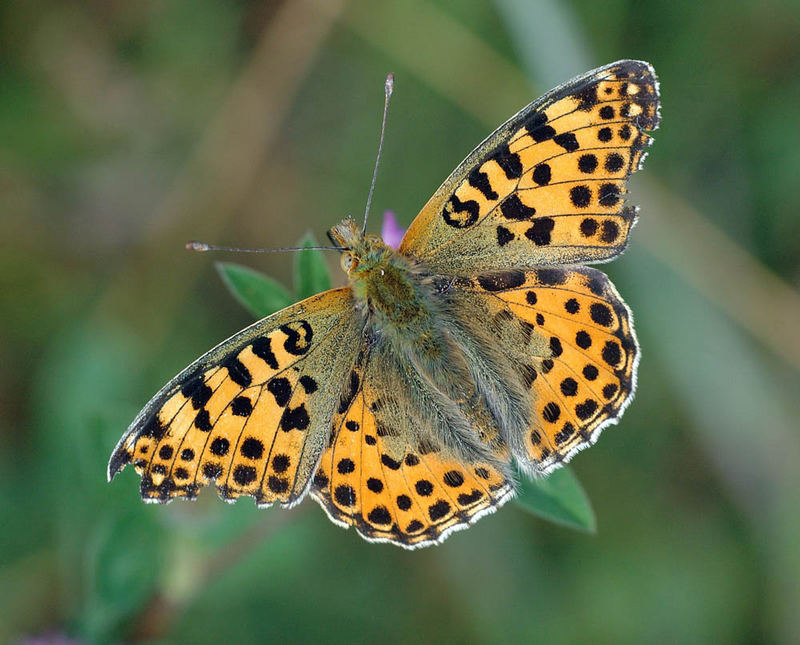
left=340, top=253, right=357, bottom=273
left=364, top=233, right=381, bottom=245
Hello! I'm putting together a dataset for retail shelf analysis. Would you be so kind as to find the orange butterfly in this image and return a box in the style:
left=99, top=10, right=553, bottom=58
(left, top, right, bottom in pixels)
left=109, top=60, right=660, bottom=548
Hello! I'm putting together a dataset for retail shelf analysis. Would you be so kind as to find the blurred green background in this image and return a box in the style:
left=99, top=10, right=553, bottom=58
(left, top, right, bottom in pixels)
left=2, top=0, right=799, bottom=643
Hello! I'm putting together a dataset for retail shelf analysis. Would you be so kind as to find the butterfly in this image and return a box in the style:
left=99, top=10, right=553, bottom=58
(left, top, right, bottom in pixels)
left=109, top=60, right=660, bottom=549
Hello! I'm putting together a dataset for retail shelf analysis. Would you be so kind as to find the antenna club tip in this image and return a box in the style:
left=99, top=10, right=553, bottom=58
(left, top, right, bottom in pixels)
left=186, top=241, right=209, bottom=252
left=385, top=73, right=394, bottom=95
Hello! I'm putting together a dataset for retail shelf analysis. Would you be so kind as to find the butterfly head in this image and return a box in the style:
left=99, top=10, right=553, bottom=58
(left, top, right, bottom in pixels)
left=328, top=216, right=393, bottom=277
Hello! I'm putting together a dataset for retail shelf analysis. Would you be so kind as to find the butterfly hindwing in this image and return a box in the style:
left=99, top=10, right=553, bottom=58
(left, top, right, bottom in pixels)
left=452, top=267, right=638, bottom=474
left=108, top=288, right=363, bottom=507
left=400, top=60, right=660, bottom=274
left=310, top=342, right=514, bottom=548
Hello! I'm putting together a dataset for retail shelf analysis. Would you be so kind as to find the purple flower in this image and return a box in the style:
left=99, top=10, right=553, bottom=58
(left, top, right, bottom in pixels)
left=381, top=210, right=405, bottom=249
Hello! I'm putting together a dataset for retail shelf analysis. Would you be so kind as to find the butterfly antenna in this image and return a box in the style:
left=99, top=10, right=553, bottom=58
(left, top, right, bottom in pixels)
left=362, top=73, right=394, bottom=236
left=186, top=241, right=342, bottom=253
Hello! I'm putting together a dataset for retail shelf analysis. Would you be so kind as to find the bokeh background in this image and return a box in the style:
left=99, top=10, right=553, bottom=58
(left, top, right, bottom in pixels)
left=3, top=0, right=800, bottom=642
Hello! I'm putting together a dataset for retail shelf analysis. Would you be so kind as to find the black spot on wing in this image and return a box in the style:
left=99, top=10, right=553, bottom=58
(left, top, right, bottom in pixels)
left=443, top=194, right=480, bottom=229
left=525, top=218, right=555, bottom=246
left=142, top=415, right=167, bottom=440
left=528, top=123, right=556, bottom=142
left=224, top=356, right=252, bottom=388
left=575, top=399, right=599, bottom=421
left=575, top=84, right=598, bottom=110
left=601, top=220, right=620, bottom=243
left=194, top=409, right=212, bottom=432
left=598, top=183, right=620, bottom=207
left=602, top=383, right=619, bottom=399
left=467, top=168, right=498, bottom=200
left=477, top=270, right=526, bottom=292
left=415, top=480, right=434, bottom=496
left=605, top=152, right=625, bottom=172
left=189, top=382, right=212, bottom=410
left=602, top=341, right=622, bottom=367
left=580, top=218, right=598, bottom=237
left=496, top=225, right=514, bottom=246
left=575, top=331, right=592, bottom=349
left=428, top=500, right=451, bottom=521
left=555, top=423, right=576, bottom=445
left=500, top=194, right=535, bottom=221
left=210, top=437, right=229, bottom=456
left=599, top=105, right=615, bottom=120
left=578, top=154, right=598, bottom=174
left=443, top=471, right=464, bottom=487
left=560, top=378, right=578, bottom=396
left=553, top=133, right=579, bottom=152
left=251, top=336, right=278, bottom=369
left=231, top=396, right=253, bottom=417
left=299, top=375, right=318, bottom=394
left=532, top=163, right=551, bottom=185
left=522, top=111, right=547, bottom=133
left=280, top=404, right=310, bottom=431
left=381, top=454, right=402, bottom=470
left=490, top=143, right=523, bottom=179
left=267, top=475, right=289, bottom=493
left=457, top=489, right=484, bottom=506
left=570, top=185, right=592, bottom=208
left=280, top=321, right=313, bottom=356
left=203, top=462, right=223, bottom=479
left=272, top=454, right=291, bottom=473
left=267, top=377, right=292, bottom=407
left=542, top=402, right=561, bottom=423
left=583, top=364, right=599, bottom=381
left=334, top=484, right=356, bottom=507
left=590, top=303, right=613, bottom=327
left=240, top=437, right=264, bottom=460
left=368, top=506, right=392, bottom=525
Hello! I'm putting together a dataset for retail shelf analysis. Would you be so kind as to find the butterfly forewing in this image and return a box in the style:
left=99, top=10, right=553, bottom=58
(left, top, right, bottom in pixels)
left=400, top=60, right=660, bottom=274
left=108, top=288, right=363, bottom=507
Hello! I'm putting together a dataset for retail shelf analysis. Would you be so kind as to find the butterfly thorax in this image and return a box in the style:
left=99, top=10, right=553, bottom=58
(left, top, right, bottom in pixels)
left=330, top=217, right=443, bottom=359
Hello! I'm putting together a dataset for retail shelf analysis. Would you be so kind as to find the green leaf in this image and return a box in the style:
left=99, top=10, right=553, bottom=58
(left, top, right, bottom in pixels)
left=514, top=466, right=596, bottom=533
left=80, top=511, right=166, bottom=643
left=216, top=262, right=293, bottom=319
left=294, top=232, right=332, bottom=300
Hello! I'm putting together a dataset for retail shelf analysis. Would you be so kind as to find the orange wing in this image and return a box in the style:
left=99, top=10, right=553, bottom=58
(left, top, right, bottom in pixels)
left=310, top=346, right=514, bottom=548
left=108, top=289, right=364, bottom=507
left=451, top=267, right=638, bottom=474
left=399, top=60, right=660, bottom=274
